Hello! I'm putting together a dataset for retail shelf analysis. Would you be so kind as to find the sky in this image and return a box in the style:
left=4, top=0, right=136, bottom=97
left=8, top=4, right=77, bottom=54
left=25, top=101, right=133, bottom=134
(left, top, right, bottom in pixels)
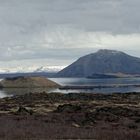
left=0, top=0, right=140, bottom=70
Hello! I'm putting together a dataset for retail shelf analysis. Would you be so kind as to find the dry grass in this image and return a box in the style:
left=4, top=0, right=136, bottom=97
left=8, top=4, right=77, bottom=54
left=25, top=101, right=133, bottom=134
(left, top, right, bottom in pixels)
left=0, top=115, right=139, bottom=140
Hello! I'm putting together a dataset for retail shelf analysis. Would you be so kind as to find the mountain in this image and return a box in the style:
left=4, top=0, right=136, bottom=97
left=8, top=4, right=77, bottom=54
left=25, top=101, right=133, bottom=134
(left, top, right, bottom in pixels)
left=57, top=49, right=140, bottom=77
left=34, top=66, right=65, bottom=73
left=0, top=72, right=57, bottom=79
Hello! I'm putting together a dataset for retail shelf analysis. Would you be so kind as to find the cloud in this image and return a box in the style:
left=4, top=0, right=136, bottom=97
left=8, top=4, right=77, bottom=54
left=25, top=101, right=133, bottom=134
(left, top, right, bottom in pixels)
left=1, top=29, right=140, bottom=61
left=0, top=0, right=140, bottom=68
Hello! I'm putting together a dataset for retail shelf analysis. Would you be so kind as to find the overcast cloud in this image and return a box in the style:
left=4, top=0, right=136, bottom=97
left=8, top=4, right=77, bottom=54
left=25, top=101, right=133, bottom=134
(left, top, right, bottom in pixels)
left=0, top=0, right=140, bottom=68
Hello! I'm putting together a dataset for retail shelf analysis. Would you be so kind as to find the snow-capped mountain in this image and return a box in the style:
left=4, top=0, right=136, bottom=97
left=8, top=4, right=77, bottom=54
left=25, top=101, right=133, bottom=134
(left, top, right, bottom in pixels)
left=34, top=66, right=66, bottom=73
left=0, top=66, right=66, bottom=74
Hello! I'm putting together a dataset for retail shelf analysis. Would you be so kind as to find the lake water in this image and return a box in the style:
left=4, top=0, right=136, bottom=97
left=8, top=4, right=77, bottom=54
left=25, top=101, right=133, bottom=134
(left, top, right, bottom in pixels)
left=49, top=77, right=140, bottom=94
left=0, top=77, right=140, bottom=98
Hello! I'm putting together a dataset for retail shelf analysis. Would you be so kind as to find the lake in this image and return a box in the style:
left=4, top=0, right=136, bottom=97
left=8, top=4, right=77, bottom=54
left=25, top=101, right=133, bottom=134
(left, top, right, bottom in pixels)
left=49, top=77, right=140, bottom=94
left=0, top=77, right=140, bottom=98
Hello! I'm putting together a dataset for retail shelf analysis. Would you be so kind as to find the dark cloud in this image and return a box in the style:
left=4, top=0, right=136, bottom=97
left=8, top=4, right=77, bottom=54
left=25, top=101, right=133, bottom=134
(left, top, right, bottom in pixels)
left=0, top=0, right=140, bottom=68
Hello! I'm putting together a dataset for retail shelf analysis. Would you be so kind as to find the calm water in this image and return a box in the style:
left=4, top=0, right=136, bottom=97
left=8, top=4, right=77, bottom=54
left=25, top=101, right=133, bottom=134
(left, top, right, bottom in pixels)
left=0, top=77, right=140, bottom=98
left=49, top=77, right=140, bottom=94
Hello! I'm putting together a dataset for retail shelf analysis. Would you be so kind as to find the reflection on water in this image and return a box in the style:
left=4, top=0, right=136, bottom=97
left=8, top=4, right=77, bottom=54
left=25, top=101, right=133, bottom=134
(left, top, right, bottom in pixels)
left=0, top=77, right=140, bottom=98
left=0, top=90, right=11, bottom=98
left=49, top=77, right=140, bottom=86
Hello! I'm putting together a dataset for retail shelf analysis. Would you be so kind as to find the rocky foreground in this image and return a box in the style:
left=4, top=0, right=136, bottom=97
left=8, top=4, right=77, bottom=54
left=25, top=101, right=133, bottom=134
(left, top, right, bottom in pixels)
left=0, top=92, right=140, bottom=140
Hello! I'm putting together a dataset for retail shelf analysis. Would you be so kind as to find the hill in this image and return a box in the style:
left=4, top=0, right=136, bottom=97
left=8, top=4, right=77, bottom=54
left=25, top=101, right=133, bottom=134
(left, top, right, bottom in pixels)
left=0, top=76, right=60, bottom=88
left=57, top=49, right=140, bottom=77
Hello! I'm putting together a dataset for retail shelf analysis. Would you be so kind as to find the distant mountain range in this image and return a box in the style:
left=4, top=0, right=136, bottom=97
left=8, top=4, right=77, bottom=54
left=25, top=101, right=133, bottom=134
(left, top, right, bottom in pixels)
left=0, top=66, right=66, bottom=79
left=57, top=49, right=140, bottom=77
left=0, top=66, right=65, bottom=74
